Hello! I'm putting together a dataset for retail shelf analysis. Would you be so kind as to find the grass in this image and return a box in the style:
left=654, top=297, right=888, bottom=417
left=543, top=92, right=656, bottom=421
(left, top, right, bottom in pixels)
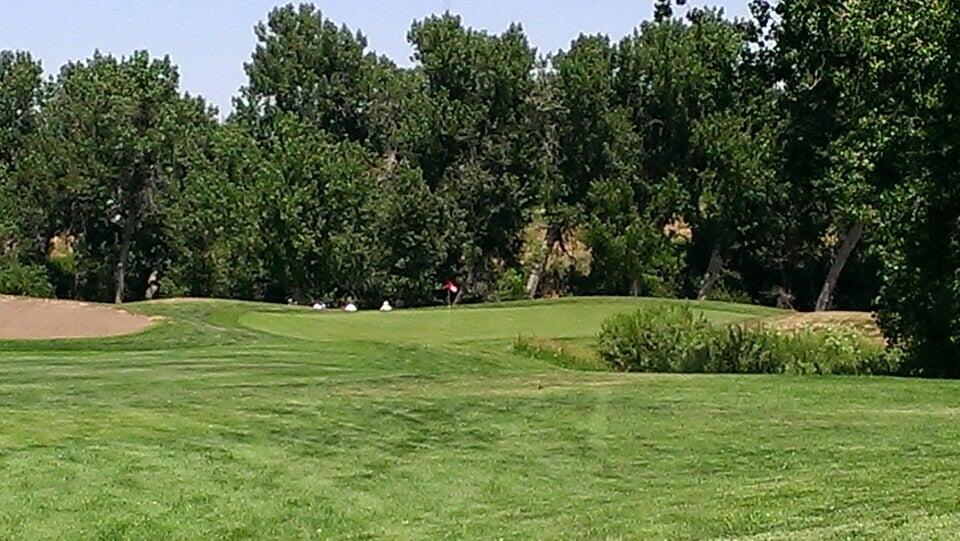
left=239, top=297, right=773, bottom=346
left=1, top=297, right=958, bottom=539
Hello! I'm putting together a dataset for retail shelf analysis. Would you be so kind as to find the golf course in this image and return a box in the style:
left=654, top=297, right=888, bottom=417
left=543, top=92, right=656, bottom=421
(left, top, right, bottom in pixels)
left=1, top=297, right=958, bottom=539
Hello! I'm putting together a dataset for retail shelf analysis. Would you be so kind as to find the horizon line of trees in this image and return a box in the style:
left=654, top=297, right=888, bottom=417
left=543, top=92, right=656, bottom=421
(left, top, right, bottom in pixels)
left=1, top=1, right=958, bottom=376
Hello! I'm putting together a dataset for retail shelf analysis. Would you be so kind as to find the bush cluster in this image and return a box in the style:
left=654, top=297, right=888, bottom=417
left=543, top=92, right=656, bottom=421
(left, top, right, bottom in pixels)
left=496, top=268, right=527, bottom=302
left=0, top=251, right=54, bottom=298
left=597, top=306, right=900, bottom=375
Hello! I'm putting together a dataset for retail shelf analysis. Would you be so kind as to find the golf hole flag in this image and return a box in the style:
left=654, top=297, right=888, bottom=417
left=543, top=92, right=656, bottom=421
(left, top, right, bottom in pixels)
left=442, top=279, right=460, bottom=294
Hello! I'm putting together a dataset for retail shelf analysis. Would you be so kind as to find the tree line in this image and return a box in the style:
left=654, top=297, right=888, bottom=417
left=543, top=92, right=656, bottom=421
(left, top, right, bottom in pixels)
left=1, top=1, right=958, bottom=375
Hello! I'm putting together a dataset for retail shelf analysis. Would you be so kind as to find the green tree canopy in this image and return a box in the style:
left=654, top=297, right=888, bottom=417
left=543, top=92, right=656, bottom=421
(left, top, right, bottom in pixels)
left=11, top=51, right=214, bottom=302
left=236, top=3, right=380, bottom=143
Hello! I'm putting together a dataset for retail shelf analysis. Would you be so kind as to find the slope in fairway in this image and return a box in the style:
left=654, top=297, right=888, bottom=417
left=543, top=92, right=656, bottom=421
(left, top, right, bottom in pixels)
left=0, top=298, right=958, bottom=539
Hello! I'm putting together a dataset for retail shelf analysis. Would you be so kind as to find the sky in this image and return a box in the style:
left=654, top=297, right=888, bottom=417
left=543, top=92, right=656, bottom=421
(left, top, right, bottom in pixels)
left=1, top=0, right=752, bottom=115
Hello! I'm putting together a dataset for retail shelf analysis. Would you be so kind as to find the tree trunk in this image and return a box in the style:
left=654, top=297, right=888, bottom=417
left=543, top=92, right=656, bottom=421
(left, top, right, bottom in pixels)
left=525, top=224, right=560, bottom=299
left=114, top=213, right=137, bottom=304
left=697, top=243, right=723, bottom=301
left=114, top=168, right=156, bottom=304
left=815, top=220, right=864, bottom=311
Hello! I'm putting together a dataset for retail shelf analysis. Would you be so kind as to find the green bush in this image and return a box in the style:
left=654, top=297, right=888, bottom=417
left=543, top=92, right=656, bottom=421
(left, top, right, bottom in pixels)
left=0, top=252, right=55, bottom=298
left=717, top=325, right=897, bottom=375
left=46, top=252, right=77, bottom=298
left=597, top=306, right=717, bottom=372
left=707, top=283, right=753, bottom=305
left=496, top=268, right=527, bottom=302
left=598, top=306, right=900, bottom=375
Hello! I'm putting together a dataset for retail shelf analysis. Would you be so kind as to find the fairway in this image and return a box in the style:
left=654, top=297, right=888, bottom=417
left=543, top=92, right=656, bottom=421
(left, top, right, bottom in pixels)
left=1, top=298, right=958, bottom=539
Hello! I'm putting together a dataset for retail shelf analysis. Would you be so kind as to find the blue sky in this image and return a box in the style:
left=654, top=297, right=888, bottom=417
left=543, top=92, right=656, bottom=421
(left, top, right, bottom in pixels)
left=1, top=1, right=751, bottom=114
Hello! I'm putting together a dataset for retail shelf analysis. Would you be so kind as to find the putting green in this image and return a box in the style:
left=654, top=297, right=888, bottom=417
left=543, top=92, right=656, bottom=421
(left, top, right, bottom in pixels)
left=240, top=296, right=779, bottom=346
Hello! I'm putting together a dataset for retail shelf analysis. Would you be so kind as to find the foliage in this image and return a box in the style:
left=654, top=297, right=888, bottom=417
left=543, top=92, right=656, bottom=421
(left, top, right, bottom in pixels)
left=706, top=282, right=753, bottom=305
left=0, top=251, right=54, bottom=297
left=345, top=162, right=453, bottom=306
left=716, top=324, right=900, bottom=376
left=235, top=3, right=378, bottom=142
left=585, top=179, right=683, bottom=296
left=10, top=51, right=215, bottom=303
left=0, top=51, right=44, bottom=249
left=598, top=305, right=716, bottom=372
left=519, top=222, right=592, bottom=296
left=0, top=50, right=43, bottom=168
left=859, top=1, right=959, bottom=377
left=598, top=305, right=898, bottom=375
left=161, top=122, right=270, bottom=299
left=495, top=268, right=526, bottom=302
left=407, top=14, right=542, bottom=293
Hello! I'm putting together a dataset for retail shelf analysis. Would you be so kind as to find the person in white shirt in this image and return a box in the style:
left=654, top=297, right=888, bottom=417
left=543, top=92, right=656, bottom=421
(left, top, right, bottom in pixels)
left=380, top=301, right=393, bottom=312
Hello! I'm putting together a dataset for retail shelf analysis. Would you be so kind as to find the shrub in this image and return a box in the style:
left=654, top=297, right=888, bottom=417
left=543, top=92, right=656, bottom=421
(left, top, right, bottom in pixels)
left=707, top=283, right=753, bottom=305
left=0, top=251, right=54, bottom=298
left=496, top=268, right=527, bottom=302
left=46, top=251, right=77, bottom=298
left=718, top=325, right=896, bottom=375
left=597, top=306, right=717, bottom=372
left=598, top=306, right=901, bottom=375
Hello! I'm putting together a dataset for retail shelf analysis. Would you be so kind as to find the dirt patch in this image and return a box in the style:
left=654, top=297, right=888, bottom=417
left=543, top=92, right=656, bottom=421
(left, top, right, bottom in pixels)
left=766, top=311, right=883, bottom=343
left=0, top=295, right=154, bottom=340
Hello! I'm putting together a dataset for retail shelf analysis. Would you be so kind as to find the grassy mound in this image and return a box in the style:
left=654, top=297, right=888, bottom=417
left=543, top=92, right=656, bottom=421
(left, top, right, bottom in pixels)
left=238, top=296, right=778, bottom=346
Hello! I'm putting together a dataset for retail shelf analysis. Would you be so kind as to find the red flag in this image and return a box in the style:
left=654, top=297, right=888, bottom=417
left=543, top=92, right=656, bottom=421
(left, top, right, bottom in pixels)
left=442, top=280, right=460, bottom=294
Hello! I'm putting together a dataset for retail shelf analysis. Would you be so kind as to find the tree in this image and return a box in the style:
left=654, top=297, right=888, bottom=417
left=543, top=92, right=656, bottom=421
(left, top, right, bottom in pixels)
left=251, top=114, right=379, bottom=302
left=161, top=122, right=271, bottom=298
left=236, top=3, right=378, bottom=143
left=585, top=178, right=683, bottom=296
left=855, top=0, right=958, bottom=375
left=688, top=109, right=778, bottom=300
left=552, top=35, right=639, bottom=218
left=12, top=51, right=214, bottom=303
left=407, top=14, right=541, bottom=298
left=0, top=51, right=44, bottom=251
left=520, top=63, right=564, bottom=297
left=354, top=163, right=454, bottom=305
left=773, top=0, right=916, bottom=311
left=547, top=34, right=649, bottom=296
left=615, top=8, right=764, bottom=299
left=0, top=51, right=43, bottom=169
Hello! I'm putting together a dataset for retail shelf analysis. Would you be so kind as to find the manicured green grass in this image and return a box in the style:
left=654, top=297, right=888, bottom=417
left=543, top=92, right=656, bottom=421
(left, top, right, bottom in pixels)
left=240, top=297, right=775, bottom=347
left=1, top=297, right=958, bottom=539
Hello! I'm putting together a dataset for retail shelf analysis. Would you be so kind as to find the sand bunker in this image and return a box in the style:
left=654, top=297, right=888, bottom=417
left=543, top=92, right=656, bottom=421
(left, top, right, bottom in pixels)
left=0, top=295, right=154, bottom=340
